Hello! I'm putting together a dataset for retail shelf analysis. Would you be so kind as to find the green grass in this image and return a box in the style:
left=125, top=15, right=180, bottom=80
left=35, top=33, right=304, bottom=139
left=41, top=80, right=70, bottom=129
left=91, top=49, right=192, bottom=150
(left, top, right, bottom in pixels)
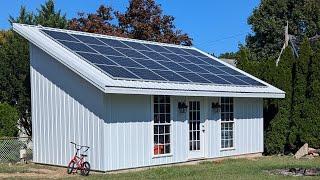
left=85, top=156, right=320, bottom=180
left=1, top=156, right=320, bottom=179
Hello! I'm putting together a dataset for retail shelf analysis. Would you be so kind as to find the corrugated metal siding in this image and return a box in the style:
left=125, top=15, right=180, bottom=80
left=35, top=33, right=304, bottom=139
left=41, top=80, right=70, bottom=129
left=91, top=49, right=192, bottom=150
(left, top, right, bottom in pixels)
left=206, top=97, right=263, bottom=158
left=30, top=45, right=105, bottom=170
left=104, top=95, right=189, bottom=171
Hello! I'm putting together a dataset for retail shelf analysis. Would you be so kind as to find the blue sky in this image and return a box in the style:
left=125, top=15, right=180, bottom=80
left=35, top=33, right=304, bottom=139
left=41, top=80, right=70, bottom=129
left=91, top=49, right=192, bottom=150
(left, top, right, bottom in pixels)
left=0, top=0, right=260, bottom=55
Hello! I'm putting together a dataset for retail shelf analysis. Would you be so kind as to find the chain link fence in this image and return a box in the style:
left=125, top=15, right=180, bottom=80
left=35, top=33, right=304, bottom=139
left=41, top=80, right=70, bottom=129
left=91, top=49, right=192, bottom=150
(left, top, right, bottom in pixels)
left=0, top=137, right=32, bottom=163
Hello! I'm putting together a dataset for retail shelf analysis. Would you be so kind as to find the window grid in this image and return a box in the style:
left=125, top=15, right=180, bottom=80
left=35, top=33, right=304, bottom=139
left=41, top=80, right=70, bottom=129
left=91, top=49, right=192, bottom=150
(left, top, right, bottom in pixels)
left=153, top=95, right=171, bottom=155
left=221, top=97, right=234, bottom=149
left=189, top=101, right=201, bottom=151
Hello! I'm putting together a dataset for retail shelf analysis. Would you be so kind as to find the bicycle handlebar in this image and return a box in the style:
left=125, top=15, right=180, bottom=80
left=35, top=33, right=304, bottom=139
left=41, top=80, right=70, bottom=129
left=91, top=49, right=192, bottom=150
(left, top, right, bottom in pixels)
left=70, top=141, right=90, bottom=151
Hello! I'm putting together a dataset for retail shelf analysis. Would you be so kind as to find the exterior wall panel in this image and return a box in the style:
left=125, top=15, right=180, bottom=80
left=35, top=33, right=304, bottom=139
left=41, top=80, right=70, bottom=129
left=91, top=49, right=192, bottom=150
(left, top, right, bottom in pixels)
left=30, top=45, right=105, bottom=170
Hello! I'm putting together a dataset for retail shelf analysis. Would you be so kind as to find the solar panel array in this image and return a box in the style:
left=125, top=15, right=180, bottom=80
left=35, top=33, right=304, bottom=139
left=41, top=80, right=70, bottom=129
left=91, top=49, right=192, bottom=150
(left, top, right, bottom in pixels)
left=41, top=29, right=265, bottom=86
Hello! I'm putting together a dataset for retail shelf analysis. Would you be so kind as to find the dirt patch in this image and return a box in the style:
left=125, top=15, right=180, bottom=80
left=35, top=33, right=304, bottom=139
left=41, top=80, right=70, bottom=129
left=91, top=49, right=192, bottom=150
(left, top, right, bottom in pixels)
left=0, top=165, right=74, bottom=179
left=269, top=168, right=320, bottom=176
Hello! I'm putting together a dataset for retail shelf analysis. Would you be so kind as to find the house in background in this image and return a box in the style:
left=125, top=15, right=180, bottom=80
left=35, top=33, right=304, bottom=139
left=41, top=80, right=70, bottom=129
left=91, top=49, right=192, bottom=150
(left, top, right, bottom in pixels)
left=13, top=23, right=285, bottom=172
left=220, top=58, right=237, bottom=67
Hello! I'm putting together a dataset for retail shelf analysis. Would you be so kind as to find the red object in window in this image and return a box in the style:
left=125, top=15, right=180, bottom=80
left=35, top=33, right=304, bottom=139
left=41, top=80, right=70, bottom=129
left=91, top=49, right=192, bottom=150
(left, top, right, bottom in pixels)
left=154, top=144, right=164, bottom=155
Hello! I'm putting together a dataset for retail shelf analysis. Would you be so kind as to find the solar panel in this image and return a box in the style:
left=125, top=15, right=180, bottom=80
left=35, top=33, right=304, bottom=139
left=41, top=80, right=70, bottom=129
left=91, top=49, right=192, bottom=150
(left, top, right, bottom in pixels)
left=144, top=44, right=172, bottom=53
left=217, top=75, right=248, bottom=85
left=138, top=51, right=171, bottom=61
left=127, top=68, right=165, bottom=80
left=161, top=53, right=191, bottom=63
left=152, top=70, right=190, bottom=82
left=178, top=63, right=209, bottom=73
left=59, top=41, right=96, bottom=53
left=158, top=61, right=191, bottom=72
left=164, top=46, right=190, bottom=55
left=115, top=48, right=147, bottom=59
left=77, top=52, right=117, bottom=65
left=72, top=34, right=105, bottom=45
left=89, top=45, right=123, bottom=56
left=131, top=58, right=168, bottom=70
left=98, top=38, right=130, bottom=48
left=122, top=41, right=152, bottom=51
left=41, top=29, right=266, bottom=87
left=42, top=30, right=79, bottom=42
left=177, top=72, right=210, bottom=83
left=198, top=73, right=230, bottom=84
left=97, top=65, right=139, bottom=79
left=105, top=56, right=143, bottom=68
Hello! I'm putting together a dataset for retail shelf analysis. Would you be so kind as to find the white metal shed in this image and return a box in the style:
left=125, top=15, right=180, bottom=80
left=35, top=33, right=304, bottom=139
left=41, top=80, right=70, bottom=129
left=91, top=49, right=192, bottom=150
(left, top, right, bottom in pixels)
left=13, top=23, right=284, bottom=171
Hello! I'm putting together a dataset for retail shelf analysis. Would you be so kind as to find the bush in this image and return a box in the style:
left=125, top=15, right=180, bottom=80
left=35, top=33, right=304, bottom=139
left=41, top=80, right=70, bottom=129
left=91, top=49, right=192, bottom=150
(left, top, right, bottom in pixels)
left=0, top=103, right=19, bottom=137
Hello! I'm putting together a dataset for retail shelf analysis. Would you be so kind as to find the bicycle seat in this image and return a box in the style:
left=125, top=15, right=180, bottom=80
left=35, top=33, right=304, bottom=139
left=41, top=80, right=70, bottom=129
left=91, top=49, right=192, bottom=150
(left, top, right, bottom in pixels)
left=80, top=154, right=87, bottom=157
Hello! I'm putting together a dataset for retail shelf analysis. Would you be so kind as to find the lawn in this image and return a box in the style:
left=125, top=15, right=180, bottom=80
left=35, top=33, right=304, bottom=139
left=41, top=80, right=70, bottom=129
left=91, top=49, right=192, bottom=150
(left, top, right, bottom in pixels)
left=0, top=156, right=319, bottom=179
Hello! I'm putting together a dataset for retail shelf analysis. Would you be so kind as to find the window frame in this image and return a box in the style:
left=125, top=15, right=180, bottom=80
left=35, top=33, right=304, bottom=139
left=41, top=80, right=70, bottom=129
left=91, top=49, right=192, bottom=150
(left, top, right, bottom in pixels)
left=220, top=97, right=235, bottom=150
left=152, top=95, right=173, bottom=158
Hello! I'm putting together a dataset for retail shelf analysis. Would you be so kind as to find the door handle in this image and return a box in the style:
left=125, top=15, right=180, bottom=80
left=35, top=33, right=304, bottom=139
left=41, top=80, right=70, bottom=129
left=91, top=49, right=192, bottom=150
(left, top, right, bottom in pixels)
left=202, top=124, right=205, bottom=132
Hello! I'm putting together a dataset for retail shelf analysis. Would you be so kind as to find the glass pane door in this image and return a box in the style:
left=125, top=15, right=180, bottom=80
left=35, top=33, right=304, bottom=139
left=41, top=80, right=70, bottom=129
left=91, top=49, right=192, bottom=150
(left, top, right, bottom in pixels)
left=189, top=101, right=200, bottom=151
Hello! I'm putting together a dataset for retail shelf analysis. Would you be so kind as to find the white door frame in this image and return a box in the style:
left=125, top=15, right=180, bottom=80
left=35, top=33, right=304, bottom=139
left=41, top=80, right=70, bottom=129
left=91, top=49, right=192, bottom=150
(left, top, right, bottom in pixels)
left=187, top=97, right=205, bottom=159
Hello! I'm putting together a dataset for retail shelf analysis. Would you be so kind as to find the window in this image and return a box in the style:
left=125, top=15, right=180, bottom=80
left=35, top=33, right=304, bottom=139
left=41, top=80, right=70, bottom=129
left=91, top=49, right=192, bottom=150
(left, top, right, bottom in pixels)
left=221, top=97, right=234, bottom=149
left=153, top=95, right=171, bottom=155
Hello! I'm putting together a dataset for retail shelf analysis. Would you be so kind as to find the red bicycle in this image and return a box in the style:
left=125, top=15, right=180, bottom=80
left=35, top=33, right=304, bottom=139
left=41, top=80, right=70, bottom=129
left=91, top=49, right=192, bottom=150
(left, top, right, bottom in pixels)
left=67, top=142, right=91, bottom=176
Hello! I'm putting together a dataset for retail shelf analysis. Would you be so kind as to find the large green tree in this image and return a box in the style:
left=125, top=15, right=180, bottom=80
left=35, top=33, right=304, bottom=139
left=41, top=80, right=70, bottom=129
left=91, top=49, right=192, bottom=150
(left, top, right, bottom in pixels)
left=264, top=48, right=294, bottom=154
left=1, top=0, right=68, bottom=136
left=289, top=38, right=312, bottom=149
left=246, top=0, right=320, bottom=60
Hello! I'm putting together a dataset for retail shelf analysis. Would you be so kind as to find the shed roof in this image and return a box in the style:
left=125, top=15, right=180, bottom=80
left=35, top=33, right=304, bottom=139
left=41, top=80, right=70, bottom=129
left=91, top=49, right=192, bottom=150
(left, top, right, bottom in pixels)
left=13, top=23, right=285, bottom=98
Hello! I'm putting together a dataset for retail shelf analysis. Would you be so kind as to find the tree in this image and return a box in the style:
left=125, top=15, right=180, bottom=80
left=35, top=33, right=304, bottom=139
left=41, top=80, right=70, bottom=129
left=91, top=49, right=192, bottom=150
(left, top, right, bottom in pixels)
left=300, top=41, right=320, bottom=148
left=68, top=5, right=125, bottom=37
left=246, top=0, right=320, bottom=59
left=69, top=0, right=192, bottom=46
left=2, top=0, right=68, bottom=136
left=116, top=0, right=192, bottom=46
left=264, top=48, right=294, bottom=154
left=0, top=103, right=19, bottom=137
left=34, top=0, right=68, bottom=28
left=289, top=38, right=312, bottom=149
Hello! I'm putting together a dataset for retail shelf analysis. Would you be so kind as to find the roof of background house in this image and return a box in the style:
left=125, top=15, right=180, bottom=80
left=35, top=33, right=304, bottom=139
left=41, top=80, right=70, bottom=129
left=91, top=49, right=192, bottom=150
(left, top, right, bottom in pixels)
left=13, top=23, right=285, bottom=98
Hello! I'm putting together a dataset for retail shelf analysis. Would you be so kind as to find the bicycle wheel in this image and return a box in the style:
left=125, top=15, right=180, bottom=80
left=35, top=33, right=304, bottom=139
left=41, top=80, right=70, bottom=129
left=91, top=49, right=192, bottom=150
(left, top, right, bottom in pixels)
left=67, top=160, right=76, bottom=174
left=80, top=162, right=91, bottom=176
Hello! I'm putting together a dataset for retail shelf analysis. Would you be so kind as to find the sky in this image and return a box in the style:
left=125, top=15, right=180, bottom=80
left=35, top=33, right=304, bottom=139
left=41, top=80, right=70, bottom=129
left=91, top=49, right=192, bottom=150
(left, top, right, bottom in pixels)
left=0, top=0, right=260, bottom=55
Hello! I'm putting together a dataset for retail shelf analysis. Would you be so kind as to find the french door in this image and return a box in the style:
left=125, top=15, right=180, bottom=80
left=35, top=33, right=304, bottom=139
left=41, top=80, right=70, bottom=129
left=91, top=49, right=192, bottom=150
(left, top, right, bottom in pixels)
left=187, top=98, right=205, bottom=159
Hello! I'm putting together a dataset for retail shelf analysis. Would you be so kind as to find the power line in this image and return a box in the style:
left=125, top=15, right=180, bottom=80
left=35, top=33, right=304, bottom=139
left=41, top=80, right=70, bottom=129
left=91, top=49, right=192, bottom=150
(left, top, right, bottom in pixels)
left=201, top=32, right=248, bottom=47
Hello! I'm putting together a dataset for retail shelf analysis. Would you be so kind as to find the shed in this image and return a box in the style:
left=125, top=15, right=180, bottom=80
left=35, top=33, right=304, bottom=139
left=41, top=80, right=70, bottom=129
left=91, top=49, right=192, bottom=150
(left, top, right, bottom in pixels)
left=13, top=23, right=285, bottom=171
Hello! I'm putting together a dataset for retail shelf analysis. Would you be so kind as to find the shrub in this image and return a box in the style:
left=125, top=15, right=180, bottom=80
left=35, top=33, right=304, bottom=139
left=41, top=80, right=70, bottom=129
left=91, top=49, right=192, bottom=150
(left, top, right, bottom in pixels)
left=0, top=103, right=19, bottom=137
